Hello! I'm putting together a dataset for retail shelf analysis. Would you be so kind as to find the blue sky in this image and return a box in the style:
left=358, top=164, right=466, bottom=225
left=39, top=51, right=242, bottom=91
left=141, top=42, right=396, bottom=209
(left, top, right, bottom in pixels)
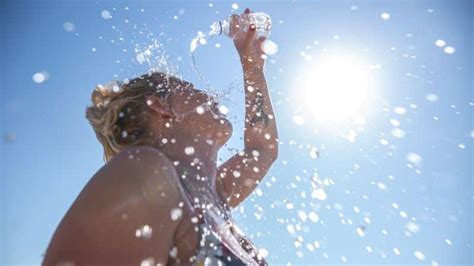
left=1, top=0, right=472, bottom=265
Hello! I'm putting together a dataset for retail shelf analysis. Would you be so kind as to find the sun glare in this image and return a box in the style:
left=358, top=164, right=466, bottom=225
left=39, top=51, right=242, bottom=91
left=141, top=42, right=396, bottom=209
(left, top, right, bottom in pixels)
left=295, top=52, right=376, bottom=129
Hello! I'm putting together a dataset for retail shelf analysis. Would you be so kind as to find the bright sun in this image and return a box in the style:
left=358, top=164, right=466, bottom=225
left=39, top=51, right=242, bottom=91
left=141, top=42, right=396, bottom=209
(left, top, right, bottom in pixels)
left=295, top=52, right=376, bottom=129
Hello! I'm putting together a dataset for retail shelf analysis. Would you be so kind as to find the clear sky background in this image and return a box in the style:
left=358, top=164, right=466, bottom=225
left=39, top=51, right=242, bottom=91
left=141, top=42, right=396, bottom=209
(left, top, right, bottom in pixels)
left=1, top=0, right=472, bottom=265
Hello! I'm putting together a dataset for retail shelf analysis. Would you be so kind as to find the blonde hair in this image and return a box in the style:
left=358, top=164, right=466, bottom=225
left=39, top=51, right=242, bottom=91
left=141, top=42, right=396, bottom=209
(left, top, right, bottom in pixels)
left=85, top=72, right=179, bottom=163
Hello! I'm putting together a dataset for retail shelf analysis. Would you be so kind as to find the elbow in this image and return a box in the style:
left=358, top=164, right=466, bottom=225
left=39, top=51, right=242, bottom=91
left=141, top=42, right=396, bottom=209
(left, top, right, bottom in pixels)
left=271, top=150, right=278, bottom=162
left=268, top=142, right=279, bottom=162
left=246, top=139, right=279, bottom=163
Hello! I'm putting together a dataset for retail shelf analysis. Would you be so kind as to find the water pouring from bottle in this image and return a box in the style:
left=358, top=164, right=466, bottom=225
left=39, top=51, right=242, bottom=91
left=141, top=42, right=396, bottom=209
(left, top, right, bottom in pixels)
left=189, top=11, right=272, bottom=94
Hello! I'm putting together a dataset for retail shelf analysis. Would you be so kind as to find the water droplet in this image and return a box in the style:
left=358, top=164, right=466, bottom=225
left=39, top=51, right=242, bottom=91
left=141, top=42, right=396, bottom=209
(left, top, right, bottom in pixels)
left=169, top=246, right=178, bottom=258
left=393, top=248, right=401, bottom=255
left=32, top=71, right=49, bottom=84
left=261, top=40, right=279, bottom=55
left=312, top=188, right=327, bottom=200
left=135, top=225, right=153, bottom=238
left=140, top=257, right=155, bottom=266
left=391, top=128, right=406, bottom=138
left=390, top=119, right=400, bottom=126
left=426, top=93, right=439, bottom=102
left=444, top=46, right=455, bottom=54
left=406, top=221, right=420, bottom=233
left=257, top=248, right=269, bottom=259
left=308, top=212, right=319, bottom=222
left=218, top=105, right=229, bottom=114
left=406, top=152, right=422, bottom=165
left=63, top=22, right=75, bottom=32
left=380, top=12, right=391, bottom=20
left=196, top=106, right=205, bottom=115
left=435, top=39, right=446, bottom=47
left=286, top=224, right=296, bottom=235
left=377, top=182, right=387, bottom=190
left=414, top=250, right=425, bottom=261
left=310, top=147, right=319, bottom=159
left=170, top=207, right=183, bottom=221
left=136, top=53, right=146, bottom=64
left=347, top=129, right=357, bottom=143
left=112, top=84, right=121, bottom=93
left=101, top=10, right=112, bottom=20
left=297, top=210, right=307, bottom=222
left=184, top=146, right=195, bottom=155
left=251, top=149, right=260, bottom=157
left=393, top=106, right=407, bottom=115
left=232, top=170, right=241, bottom=178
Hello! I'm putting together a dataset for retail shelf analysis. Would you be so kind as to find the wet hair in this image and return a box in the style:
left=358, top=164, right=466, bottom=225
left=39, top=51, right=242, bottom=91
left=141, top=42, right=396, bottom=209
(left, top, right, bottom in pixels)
left=85, top=71, right=182, bottom=163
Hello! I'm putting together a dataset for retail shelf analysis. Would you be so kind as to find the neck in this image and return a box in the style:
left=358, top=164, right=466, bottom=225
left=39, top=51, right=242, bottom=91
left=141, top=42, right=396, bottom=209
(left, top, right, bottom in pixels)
left=152, top=138, right=219, bottom=181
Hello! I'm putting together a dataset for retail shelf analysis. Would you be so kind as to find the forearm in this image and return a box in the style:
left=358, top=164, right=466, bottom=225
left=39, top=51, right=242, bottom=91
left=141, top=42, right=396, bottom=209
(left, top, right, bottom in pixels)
left=242, top=66, right=279, bottom=159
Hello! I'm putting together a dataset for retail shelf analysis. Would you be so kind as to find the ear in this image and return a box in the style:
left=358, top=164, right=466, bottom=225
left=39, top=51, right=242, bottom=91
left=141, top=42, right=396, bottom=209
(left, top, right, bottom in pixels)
left=146, top=95, right=174, bottom=119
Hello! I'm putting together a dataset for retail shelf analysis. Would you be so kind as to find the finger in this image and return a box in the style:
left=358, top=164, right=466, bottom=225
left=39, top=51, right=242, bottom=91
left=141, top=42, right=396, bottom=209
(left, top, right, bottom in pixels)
left=230, top=14, right=239, bottom=37
left=243, top=24, right=257, bottom=51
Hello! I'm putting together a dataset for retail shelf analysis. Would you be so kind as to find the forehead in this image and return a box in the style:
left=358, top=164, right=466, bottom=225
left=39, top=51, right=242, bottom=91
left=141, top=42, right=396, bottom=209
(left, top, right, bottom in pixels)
left=169, top=79, right=205, bottom=96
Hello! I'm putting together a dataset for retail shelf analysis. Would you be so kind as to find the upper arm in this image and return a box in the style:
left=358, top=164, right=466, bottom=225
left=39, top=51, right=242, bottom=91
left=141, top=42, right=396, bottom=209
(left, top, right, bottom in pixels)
left=216, top=148, right=277, bottom=209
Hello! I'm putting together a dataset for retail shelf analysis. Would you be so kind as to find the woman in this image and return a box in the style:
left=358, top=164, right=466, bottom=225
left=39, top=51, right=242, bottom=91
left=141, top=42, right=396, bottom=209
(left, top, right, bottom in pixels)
left=43, top=8, right=278, bottom=266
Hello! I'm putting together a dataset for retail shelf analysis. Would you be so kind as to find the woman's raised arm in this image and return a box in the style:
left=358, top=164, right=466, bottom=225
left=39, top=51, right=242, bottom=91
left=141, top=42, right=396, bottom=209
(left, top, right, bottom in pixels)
left=216, top=8, right=279, bottom=208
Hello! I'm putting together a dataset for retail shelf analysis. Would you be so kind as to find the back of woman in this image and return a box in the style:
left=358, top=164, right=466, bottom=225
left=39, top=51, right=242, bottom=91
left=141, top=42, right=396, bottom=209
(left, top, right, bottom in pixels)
left=42, top=147, right=186, bottom=265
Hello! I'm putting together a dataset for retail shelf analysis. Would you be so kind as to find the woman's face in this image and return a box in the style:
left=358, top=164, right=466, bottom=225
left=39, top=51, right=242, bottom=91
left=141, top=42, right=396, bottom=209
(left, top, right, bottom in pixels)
left=166, top=80, right=233, bottom=146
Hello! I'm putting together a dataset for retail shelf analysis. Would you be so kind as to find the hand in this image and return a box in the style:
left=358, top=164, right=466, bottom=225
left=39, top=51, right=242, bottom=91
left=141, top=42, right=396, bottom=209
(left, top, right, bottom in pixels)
left=230, top=8, right=267, bottom=71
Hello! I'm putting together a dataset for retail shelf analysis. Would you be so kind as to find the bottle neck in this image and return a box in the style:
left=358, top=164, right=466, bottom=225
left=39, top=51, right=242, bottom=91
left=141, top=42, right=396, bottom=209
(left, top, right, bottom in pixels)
left=220, top=19, right=230, bottom=36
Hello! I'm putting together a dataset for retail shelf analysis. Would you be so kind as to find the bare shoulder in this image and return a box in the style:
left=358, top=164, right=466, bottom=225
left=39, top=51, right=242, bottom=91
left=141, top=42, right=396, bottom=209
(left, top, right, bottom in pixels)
left=42, top=146, right=184, bottom=265
left=104, top=145, right=182, bottom=202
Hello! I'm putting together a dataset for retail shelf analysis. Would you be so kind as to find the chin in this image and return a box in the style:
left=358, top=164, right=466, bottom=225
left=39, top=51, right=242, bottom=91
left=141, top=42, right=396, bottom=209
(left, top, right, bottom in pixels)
left=215, top=118, right=233, bottom=146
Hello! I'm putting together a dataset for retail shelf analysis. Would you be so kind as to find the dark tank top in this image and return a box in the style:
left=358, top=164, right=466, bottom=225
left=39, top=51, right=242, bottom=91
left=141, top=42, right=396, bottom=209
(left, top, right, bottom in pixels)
left=168, top=166, right=268, bottom=266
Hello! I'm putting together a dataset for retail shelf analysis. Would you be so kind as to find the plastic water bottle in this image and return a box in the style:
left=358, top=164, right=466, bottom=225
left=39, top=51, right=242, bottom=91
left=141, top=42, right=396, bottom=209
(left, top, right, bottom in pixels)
left=190, top=12, right=272, bottom=53
left=209, top=12, right=272, bottom=38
